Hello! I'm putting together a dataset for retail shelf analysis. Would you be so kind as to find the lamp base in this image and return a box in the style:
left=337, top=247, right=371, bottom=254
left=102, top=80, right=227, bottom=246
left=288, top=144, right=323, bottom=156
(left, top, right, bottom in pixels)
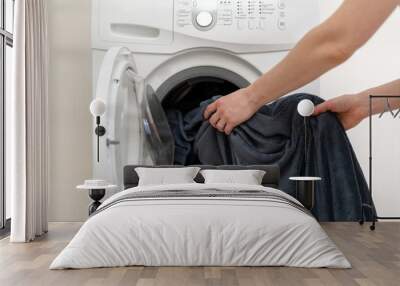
left=295, top=180, right=315, bottom=210
left=88, top=189, right=106, bottom=215
left=289, top=177, right=321, bottom=211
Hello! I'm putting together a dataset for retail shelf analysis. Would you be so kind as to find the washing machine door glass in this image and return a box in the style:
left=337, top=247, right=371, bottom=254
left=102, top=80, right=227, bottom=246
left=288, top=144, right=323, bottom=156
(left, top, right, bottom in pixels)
left=141, top=85, right=174, bottom=165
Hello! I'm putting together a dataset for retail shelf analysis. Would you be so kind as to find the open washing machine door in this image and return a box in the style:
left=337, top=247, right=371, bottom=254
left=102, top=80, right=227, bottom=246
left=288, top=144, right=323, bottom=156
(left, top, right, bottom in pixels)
left=142, top=85, right=175, bottom=165
left=95, top=47, right=174, bottom=186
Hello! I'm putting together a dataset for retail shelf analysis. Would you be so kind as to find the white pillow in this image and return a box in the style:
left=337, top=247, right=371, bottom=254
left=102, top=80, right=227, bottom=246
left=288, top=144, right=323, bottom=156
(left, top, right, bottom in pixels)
left=200, top=169, right=266, bottom=185
left=135, top=167, right=201, bottom=186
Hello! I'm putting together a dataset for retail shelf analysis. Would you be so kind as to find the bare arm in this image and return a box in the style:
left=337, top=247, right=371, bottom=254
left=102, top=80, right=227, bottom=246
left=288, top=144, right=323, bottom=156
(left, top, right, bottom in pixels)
left=363, top=79, right=400, bottom=115
left=314, top=79, right=400, bottom=130
left=247, top=0, right=399, bottom=107
left=204, top=0, right=399, bottom=134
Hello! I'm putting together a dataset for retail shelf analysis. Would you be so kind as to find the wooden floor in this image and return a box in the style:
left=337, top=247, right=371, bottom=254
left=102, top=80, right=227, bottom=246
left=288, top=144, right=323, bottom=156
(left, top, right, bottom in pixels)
left=0, top=222, right=399, bottom=286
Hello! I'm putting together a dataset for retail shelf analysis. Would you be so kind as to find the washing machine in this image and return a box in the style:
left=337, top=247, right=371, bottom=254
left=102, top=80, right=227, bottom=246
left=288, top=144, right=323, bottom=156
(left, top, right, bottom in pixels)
left=92, top=0, right=320, bottom=189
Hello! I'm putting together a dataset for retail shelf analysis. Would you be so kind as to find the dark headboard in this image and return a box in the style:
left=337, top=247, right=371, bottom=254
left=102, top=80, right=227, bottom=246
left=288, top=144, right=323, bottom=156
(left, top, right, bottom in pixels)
left=123, top=165, right=280, bottom=189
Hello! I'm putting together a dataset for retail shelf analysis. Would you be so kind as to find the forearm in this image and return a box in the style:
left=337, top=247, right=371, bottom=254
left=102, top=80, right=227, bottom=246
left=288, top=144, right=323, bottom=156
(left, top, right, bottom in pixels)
left=358, top=79, right=400, bottom=116
left=247, top=24, right=351, bottom=108
left=244, top=0, right=398, bottom=110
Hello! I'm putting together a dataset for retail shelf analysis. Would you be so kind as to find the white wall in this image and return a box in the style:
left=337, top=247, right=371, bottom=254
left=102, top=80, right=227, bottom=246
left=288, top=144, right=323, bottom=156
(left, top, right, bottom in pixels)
left=47, top=0, right=92, bottom=221
left=319, top=2, right=400, bottom=217
left=46, top=1, right=400, bottom=221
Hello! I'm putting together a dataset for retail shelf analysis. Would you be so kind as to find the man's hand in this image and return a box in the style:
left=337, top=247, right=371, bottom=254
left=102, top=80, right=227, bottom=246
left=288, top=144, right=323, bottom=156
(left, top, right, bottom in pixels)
left=313, top=94, right=368, bottom=130
left=203, top=88, right=261, bottom=135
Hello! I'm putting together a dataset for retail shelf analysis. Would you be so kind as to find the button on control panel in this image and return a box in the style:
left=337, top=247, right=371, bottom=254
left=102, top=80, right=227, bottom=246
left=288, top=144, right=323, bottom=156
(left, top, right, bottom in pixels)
left=175, top=0, right=288, bottom=32
left=176, top=0, right=193, bottom=27
left=196, top=11, right=214, bottom=27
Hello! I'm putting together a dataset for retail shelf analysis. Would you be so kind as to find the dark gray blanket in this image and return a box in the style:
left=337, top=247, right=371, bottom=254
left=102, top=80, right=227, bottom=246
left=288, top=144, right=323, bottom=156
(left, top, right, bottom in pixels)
left=166, top=93, right=374, bottom=221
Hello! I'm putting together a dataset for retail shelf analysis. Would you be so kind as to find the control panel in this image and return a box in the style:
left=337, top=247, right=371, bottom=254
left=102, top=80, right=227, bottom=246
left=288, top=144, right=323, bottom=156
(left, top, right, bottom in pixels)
left=174, top=0, right=318, bottom=47
left=93, top=0, right=318, bottom=53
left=176, top=0, right=288, bottom=31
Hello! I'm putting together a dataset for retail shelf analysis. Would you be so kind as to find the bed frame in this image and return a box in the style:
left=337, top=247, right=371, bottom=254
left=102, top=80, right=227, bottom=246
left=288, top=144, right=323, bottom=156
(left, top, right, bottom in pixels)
left=123, top=165, right=280, bottom=189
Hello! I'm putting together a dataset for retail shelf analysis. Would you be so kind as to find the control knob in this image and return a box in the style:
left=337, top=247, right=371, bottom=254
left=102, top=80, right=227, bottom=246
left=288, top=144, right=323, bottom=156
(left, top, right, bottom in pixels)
left=196, top=11, right=213, bottom=27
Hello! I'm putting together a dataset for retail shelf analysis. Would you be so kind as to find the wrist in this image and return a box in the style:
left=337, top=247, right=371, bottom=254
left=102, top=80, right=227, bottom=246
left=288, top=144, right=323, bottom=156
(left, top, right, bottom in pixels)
left=244, top=84, right=269, bottom=111
left=354, top=92, right=370, bottom=119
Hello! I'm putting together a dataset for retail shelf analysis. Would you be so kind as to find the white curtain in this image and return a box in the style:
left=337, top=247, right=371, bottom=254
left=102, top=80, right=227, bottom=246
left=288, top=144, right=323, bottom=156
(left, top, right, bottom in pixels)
left=10, top=0, right=49, bottom=242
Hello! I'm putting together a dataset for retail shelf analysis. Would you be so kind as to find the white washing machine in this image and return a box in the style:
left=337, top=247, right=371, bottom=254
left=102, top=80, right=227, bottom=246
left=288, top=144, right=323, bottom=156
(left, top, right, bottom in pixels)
left=92, top=0, right=320, bottom=188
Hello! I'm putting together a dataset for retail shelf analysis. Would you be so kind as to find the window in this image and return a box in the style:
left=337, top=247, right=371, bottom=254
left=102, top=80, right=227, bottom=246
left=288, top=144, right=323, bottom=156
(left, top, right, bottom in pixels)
left=0, top=0, right=14, bottom=234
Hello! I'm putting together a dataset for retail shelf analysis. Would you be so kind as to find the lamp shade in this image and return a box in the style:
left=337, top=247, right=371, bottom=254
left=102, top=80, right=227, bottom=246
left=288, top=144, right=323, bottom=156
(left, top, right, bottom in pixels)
left=90, top=99, right=106, bottom=117
left=297, top=99, right=314, bottom=117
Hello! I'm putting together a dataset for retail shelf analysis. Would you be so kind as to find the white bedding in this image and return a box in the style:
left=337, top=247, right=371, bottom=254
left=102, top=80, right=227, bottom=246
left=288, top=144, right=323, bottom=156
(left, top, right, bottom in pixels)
left=50, top=183, right=351, bottom=269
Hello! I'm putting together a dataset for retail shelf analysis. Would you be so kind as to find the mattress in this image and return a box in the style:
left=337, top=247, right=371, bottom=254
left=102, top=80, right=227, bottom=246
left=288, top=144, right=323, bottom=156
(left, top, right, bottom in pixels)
left=50, top=183, right=350, bottom=269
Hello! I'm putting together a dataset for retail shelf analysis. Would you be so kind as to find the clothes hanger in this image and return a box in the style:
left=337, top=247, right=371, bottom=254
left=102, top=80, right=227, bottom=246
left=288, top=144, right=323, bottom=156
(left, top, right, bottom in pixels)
left=378, top=98, right=396, bottom=118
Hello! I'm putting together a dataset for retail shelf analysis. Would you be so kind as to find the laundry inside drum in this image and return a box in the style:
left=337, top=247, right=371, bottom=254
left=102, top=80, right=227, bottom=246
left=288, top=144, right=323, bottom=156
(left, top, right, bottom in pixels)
left=162, top=76, right=240, bottom=112
left=161, top=76, right=242, bottom=165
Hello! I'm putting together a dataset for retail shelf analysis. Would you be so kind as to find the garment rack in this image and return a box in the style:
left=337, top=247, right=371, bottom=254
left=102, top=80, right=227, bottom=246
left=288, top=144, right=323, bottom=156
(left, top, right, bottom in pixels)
left=363, top=95, right=400, bottom=231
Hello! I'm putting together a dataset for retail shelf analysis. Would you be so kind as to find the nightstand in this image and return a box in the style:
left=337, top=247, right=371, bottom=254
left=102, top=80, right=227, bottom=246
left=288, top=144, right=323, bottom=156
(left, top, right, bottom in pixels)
left=77, top=180, right=117, bottom=215
left=289, top=177, right=321, bottom=210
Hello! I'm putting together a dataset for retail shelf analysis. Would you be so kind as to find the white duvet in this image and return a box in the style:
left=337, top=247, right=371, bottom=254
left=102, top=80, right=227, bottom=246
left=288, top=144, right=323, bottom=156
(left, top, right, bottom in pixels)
left=50, top=183, right=350, bottom=269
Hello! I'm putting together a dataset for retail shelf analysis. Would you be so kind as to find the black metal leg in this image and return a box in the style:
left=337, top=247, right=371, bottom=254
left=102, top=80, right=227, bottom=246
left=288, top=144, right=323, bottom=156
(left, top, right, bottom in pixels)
left=88, top=189, right=105, bottom=215
left=359, top=204, right=365, bottom=225
left=295, top=181, right=315, bottom=210
left=370, top=220, right=376, bottom=231
left=89, top=201, right=102, bottom=215
left=360, top=203, right=378, bottom=230
left=370, top=202, right=378, bottom=231
left=369, top=95, right=374, bottom=230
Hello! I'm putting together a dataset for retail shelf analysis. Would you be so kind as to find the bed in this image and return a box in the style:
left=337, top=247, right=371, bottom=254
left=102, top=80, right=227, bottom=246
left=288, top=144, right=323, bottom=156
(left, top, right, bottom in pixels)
left=50, top=165, right=350, bottom=269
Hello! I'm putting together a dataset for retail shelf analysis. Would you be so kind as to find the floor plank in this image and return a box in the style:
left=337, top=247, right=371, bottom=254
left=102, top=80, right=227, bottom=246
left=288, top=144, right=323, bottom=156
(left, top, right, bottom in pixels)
left=0, top=222, right=399, bottom=286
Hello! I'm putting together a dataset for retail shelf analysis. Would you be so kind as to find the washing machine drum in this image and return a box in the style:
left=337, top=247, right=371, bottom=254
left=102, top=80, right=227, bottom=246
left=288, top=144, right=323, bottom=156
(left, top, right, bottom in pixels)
left=142, top=85, right=175, bottom=164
